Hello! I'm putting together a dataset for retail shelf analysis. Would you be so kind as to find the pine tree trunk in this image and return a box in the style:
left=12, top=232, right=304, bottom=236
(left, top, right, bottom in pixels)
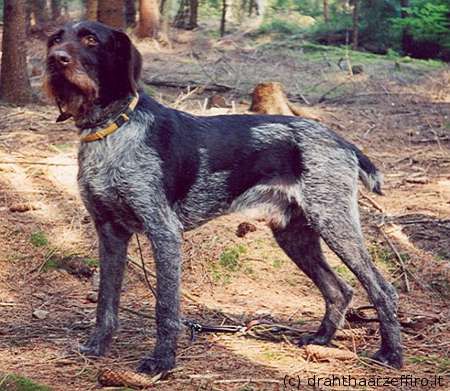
left=98, top=0, right=125, bottom=29
left=323, top=0, right=329, bottom=22
left=51, top=0, right=62, bottom=20
left=400, top=0, right=413, bottom=55
left=189, top=0, right=198, bottom=28
left=352, top=0, right=359, bottom=50
left=220, top=0, right=227, bottom=37
left=85, top=0, right=98, bottom=20
left=125, top=0, right=137, bottom=27
left=136, top=0, right=160, bottom=39
left=32, top=0, right=49, bottom=26
left=0, top=0, right=33, bottom=104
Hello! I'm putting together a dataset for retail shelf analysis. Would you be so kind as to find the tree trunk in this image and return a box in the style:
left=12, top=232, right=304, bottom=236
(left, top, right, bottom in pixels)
left=174, top=0, right=189, bottom=28
left=220, top=0, right=227, bottom=37
left=352, top=0, right=359, bottom=50
left=85, top=0, right=98, bottom=20
left=400, top=0, right=413, bottom=55
left=136, top=0, right=160, bottom=39
left=125, top=0, right=137, bottom=27
left=250, top=82, right=320, bottom=120
left=0, top=0, right=33, bottom=104
left=175, top=0, right=197, bottom=29
left=32, top=0, right=48, bottom=26
left=98, top=0, right=125, bottom=29
left=51, top=0, right=62, bottom=20
left=323, top=0, right=329, bottom=22
left=189, top=0, right=198, bottom=29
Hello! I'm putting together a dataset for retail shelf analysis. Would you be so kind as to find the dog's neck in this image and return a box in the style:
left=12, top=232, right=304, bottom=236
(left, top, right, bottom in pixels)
left=75, top=95, right=134, bottom=131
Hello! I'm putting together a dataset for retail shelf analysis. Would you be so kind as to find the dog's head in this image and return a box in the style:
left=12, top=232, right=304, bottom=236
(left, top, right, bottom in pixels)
left=45, top=21, right=142, bottom=120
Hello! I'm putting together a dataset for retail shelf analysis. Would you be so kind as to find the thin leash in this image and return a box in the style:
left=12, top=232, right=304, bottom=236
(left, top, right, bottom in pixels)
left=132, top=234, right=347, bottom=343
left=133, top=233, right=246, bottom=341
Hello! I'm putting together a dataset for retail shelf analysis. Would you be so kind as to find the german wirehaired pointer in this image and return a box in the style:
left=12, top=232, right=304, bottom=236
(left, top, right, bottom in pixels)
left=45, top=21, right=403, bottom=373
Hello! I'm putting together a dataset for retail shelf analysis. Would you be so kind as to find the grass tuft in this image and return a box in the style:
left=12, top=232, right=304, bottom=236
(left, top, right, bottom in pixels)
left=30, top=231, right=48, bottom=248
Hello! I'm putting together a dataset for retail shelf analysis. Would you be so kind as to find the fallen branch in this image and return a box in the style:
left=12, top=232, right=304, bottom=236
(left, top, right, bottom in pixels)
left=411, top=137, right=450, bottom=144
left=378, top=229, right=410, bottom=292
left=144, top=78, right=233, bottom=92
left=360, top=192, right=385, bottom=213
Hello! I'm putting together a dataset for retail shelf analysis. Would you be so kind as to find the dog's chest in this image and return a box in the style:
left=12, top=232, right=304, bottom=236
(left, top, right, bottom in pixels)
left=77, top=143, right=143, bottom=227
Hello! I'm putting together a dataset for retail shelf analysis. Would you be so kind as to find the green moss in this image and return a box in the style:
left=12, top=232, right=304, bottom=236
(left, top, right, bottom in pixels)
left=42, top=258, right=59, bottom=271
left=0, top=373, right=52, bottom=391
left=30, top=231, right=48, bottom=248
left=272, top=258, right=284, bottom=269
left=219, top=244, right=246, bottom=272
left=82, top=257, right=99, bottom=267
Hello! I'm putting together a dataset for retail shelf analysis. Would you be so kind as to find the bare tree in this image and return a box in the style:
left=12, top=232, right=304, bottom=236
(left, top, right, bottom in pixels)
left=220, top=0, right=227, bottom=37
left=85, top=0, right=98, bottom=20
left=98, top=0, right=125, bottom=29
left=136, top=0, right=160, bottom=39
left=32, top=0, right=49, bottom=26
left=125, top=0, right=137, bottom=27
left=51, top=0, right=62, bottom=20
left=323, top=0, right=329, bottom=22
left=352, top=0, right=359, bottom=50
left=0, top=0, right=33, bottom=104
left=400, top=0, right=413, bottom=55
left=175, top=0, right=198, bottom=29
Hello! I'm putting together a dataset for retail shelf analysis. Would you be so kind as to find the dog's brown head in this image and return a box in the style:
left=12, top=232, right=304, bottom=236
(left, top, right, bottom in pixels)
left=45, top=21, right=142, bottom=122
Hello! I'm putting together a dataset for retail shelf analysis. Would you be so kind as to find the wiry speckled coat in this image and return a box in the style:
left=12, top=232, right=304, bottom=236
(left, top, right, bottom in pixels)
left=46, top=21, right=403, bottom=374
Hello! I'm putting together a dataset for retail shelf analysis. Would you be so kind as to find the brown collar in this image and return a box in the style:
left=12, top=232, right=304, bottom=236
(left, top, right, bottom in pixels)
left=80, top=94, right=139, bottom=143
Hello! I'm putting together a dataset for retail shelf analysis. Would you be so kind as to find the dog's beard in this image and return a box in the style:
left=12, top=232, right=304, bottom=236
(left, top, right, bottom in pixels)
left=44, top=66, right=99, bottom=121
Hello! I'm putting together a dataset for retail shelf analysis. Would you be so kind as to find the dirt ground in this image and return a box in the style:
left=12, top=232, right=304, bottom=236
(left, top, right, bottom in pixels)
left=0, top=28, right=449, bottom=390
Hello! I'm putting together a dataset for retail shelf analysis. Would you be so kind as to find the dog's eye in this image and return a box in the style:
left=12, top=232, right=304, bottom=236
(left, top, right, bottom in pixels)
left=83, top=35, right=98, bottom=47
left=50, top=36, right=62, bottom=46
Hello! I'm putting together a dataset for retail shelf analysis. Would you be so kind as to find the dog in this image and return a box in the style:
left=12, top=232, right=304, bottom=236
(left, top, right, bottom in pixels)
left=45, top=21, right=403, bottom=373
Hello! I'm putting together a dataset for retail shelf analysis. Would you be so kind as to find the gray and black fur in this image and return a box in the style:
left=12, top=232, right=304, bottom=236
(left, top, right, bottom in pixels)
left=45, top=21, right=403, bottom=374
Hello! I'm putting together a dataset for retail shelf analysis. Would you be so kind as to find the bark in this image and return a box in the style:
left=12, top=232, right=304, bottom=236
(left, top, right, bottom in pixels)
left=323, top=0, right=329, bottom=22
left=98, top=0, right=125, bottom=29
left=85, top=0, right=98, bottom=21
left=352, top=0, right=359, bottom=50
left=51, top=0, right=62, bottom=20
left=220, top=0, right=227, bottom=37
left=0, top=0, right=33, bottom=104
left=175, top=0, right=198, bottom=29
left=125, top=0, right=137, bottom=27
left=189, top=0, right=198, bottom=29
left=136, top=0, right=160, bottom=39
left=32, top=0, right=49, bottom=26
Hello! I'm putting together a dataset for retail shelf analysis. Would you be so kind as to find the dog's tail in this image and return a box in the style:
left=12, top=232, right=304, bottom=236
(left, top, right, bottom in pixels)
left=352, top=146, right=383, bottom=195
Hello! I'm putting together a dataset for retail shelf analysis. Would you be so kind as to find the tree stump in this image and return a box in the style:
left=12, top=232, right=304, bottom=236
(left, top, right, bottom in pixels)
left=249, top=82, right=320, bottom=120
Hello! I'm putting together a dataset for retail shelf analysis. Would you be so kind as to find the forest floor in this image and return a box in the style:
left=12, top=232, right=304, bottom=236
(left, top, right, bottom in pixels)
left=0, top=26, right=449, bottom=391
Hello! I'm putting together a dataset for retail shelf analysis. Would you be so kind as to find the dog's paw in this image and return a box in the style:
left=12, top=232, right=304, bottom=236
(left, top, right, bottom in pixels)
left=372, top=349, right=403, bottom=369
left=297, top=333, right=330, bottom=347
left=137, top=354, right=175, bottom=375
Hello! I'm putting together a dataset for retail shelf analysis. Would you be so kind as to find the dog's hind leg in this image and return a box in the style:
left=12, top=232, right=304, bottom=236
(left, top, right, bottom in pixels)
left=80, top=222, right=131, bottom=356
left=137, top=208, right=183, bottom=375
left=305, top=195, right=403, bottom=368
left=272, top=213, right=354, bottom=346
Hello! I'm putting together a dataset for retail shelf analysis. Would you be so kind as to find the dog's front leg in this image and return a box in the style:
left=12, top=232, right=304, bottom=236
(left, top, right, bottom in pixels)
left=80, top=222, right=131, bottom=356
left=137, top=211, right=182, bottom=374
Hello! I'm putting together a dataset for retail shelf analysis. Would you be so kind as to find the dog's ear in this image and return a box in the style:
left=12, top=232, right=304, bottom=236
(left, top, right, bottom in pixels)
left=111, top=30, right=142, bottom=95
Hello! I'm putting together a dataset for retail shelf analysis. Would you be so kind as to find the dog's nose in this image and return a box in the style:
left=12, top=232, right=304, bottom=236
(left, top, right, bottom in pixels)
left=50, top=50, right=72, bottom=66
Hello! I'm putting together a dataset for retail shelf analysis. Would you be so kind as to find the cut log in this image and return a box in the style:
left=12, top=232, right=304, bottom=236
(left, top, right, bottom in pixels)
left=249, top=82, right=320, bottom=121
